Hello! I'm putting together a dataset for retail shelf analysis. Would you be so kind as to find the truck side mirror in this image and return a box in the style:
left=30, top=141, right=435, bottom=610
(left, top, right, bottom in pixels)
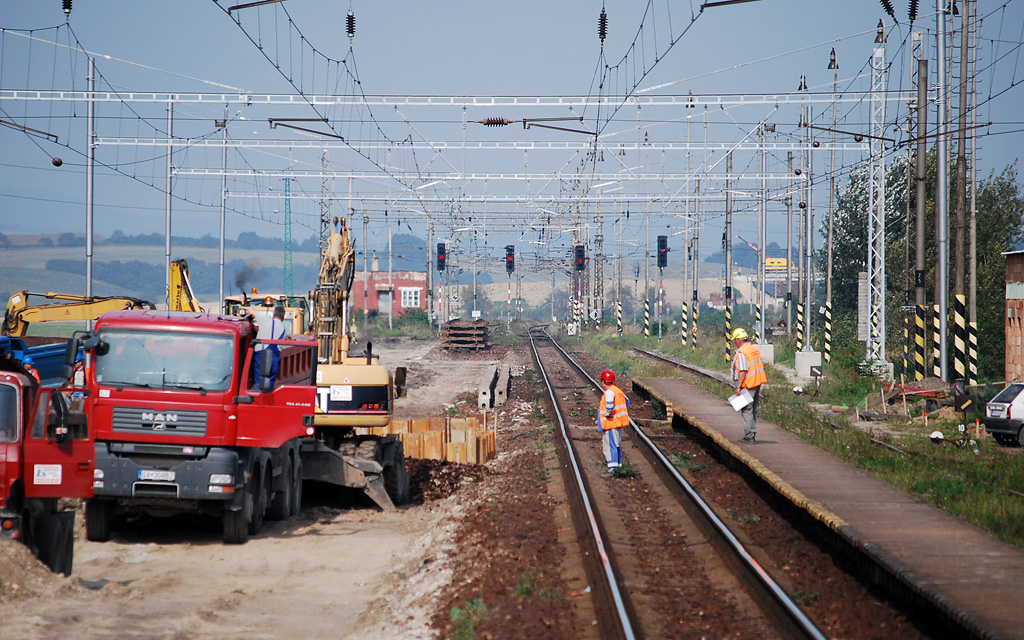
left=83, top=334, right=108, bottom=356
left=257, top=348, right=274, bottom=392
left=61, top=338, right=81, bottom=381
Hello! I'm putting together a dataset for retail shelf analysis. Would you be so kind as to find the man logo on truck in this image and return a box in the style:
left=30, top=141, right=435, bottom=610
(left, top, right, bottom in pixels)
left=141, top=412, right=177, bottom=430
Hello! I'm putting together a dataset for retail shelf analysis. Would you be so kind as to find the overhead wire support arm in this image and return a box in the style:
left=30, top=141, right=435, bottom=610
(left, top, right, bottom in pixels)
left=227, top=0, right=287, bottom=15
left=268, top=118, right=345, bottom=140
left=0, top=119, right=58, bottom=143
left=700, top=0, right=763, bottom=10
left=801, top=121, right=894, bottom=144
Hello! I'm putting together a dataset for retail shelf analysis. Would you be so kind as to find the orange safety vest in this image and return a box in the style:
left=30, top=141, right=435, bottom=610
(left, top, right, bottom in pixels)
left=735, top=342, right=767, bottom=389
left=599, top=384, right=629, bottom=431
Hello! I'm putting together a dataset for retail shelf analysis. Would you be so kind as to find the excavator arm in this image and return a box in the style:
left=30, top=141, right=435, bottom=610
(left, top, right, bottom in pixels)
left=3, top=291, right=155, bottom=337
left=169, top=259, right=203, bottom=312
left=314, top=221, right=357, bottom=364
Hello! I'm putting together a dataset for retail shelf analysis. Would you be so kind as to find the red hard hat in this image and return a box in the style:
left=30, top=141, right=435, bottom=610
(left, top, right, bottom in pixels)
left=600, top=369, right=616, bottom=384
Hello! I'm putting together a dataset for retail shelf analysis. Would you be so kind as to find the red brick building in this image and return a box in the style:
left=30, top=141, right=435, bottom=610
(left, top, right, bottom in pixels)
left=352, top=271, right=428, bottom=318
left=1004, top=250, right=1024, bottom=382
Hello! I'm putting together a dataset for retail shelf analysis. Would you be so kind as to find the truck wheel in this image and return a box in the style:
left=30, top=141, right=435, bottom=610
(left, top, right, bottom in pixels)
left=1017, top=426, right=1024, bottom=447
left=290, top=454, right=303, bottom=517
left=85, top=498, right=113, bottom=542
left=248, top=469, right=267, bottom=536
left=384, top=442, right=410, bottom=507
left=267, top=456, right=292, bottom=521
left=223, top=478, right=254, bottom=544
left=35, top=512, right=75, bottom=576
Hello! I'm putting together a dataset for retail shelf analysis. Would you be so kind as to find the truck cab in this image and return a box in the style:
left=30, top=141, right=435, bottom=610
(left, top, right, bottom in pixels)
left=0, top=352, right=93, bottom=575
left=83, top=310, right=315, bottom=543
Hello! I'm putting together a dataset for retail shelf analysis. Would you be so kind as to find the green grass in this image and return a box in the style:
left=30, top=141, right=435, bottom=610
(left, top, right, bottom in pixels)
left=450, top=598, right=488, bottom=640
left=666, top=450, right=707, bottom=473
left=514, top=567, right=563, bottom=599
left=576, top=326, right=1024, bottom=548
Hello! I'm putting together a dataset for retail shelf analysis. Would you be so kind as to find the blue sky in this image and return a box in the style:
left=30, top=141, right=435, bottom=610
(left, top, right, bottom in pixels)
left=2, top=1, right=1022, bottom=276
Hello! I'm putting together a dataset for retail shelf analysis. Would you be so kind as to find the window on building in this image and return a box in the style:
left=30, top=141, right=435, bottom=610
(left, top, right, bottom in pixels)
left=400, top=287, right=421, bottom=308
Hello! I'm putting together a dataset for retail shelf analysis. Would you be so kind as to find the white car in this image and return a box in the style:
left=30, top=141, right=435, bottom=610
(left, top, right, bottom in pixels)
left=983, top=382, right=1024, bottom=446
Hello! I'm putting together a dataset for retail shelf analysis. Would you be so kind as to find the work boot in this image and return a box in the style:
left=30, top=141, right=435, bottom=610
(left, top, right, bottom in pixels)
left=601, top=470, right=615, bottom=478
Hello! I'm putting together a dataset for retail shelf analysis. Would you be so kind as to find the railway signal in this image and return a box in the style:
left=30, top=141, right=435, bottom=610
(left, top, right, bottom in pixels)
left=505, top=245, right=515, bottom=274
left=437, top=243, right=446, bottom=271
left=574, top=244, right=585, bottom=271
left=657, top=235, right=668, bottom=268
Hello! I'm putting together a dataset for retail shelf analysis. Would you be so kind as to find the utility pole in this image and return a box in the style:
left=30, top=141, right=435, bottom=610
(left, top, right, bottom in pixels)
left=164, top=101, right=173, bottom=303
left=786, top=152, right=794, bottom=336
left=218, top=109, right=227, bottom=308
left=826, top=48, right=838, bottom=363
left=86, top=57, right=96, bottom=302
left=936, top=0, right=951, bottom=380
left=363, top=213, right=369, bottom=332
left=725, top=152, right=733, bottom=361
left=865, top=20, right=888, bottom=365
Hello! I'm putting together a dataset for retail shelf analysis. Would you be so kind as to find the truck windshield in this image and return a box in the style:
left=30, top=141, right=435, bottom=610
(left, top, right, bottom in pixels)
left=95, top=330, right=235, bottom=392
left=0, top=384, right=18, bottom=443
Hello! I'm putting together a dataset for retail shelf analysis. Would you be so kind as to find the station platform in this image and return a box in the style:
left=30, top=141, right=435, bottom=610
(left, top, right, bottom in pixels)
left=633, top=376, right=1024, bottom=640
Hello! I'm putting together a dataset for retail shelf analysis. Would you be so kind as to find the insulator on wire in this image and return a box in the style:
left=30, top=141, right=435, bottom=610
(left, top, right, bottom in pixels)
left=63, top=0, right=72, bottom=19
left=481, top=117, right=512, bottom=126
left=908, top=0, right=919, bottom=22
left=346, top=9, right=356, bottom=39
left=598, top=8, right=608, bottom=44
left=879, top=0, right=896, bottom=20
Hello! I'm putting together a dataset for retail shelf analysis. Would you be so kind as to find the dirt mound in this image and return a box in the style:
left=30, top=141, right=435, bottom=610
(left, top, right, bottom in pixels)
left=0, top=537, right=76, bottom=601
left=408, top=458, right=489, bottom=504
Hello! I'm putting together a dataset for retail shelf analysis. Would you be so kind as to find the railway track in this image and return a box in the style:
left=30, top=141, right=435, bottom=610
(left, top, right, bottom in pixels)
left=528, top=326, right=826, bottom=640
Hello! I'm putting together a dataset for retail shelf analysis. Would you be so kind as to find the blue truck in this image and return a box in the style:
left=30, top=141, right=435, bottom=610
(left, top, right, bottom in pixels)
left=0, top=337, right=75, bottom=386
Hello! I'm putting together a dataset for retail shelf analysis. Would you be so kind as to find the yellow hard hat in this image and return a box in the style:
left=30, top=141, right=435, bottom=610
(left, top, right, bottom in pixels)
left=731, top=328, right=748, bottom=340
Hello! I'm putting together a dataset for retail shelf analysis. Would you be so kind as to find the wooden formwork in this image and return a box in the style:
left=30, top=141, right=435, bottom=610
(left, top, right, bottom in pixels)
left=354, top=412, right=496, bottom=464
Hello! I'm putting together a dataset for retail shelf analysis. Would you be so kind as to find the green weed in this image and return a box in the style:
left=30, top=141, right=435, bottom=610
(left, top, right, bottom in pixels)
left=450, top=598, right=488, bottom=640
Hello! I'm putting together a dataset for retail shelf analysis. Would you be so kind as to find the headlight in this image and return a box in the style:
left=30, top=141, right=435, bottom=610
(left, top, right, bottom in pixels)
left=209, top=474, right=233, bottom=485
left=94, top=469, right=104, bottom=479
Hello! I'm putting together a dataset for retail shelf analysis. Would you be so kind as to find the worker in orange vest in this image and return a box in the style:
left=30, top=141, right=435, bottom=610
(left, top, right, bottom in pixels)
left=22, top=356, right=41, bottom=384
left=598, top=369, right=630, bottom=478
left=731, top=328, right=767, bottom=443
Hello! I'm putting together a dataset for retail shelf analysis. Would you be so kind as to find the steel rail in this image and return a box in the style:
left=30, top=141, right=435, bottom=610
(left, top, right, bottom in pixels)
left=546, top=332, right=828, bottom=640
left=527, top=326, right=637, bottom=640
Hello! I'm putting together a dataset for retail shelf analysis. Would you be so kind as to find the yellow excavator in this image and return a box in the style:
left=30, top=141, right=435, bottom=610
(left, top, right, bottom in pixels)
left=301, top=216, right=410, bottom=508
left=311, top=217, right=406, bottom=429
left=3, top=291, right=154, bottom=337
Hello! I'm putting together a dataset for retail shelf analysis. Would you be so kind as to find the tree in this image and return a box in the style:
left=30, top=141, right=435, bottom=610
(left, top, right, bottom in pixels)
left=825, top=151, right=1024, bottom=380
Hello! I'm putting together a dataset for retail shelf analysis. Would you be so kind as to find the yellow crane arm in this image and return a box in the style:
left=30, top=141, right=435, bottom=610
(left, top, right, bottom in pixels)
left=169, top=259, right=203, bottom=312
left=3, top=291, right=154, bottom=337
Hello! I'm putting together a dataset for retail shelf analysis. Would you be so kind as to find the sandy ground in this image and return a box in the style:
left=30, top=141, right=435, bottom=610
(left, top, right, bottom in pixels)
left=0, top=336, right=497, bottom=640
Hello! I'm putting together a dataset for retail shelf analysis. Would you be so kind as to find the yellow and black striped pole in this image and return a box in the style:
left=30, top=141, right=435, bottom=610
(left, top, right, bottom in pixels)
left=932, top=304, right=942, bottom=378
left=953, top=294, right=967, bottom=381
left=616, top=301, right=623, bottom=336
left=691, top=304, right=699, bottom=353
left=902, top=314, right=910, bottom=377
left=725, top=303, right=733, bottom=362
left=968, top=321, right=978, bottom=387
left=681, top=299, right=689, bottom=347
left=823, top=301, right=832, bottom=363
left=796, top=303, right=805, bottom=351
left=754, top=304, right=761, bottom=343
left=643, top=298, right=650, bottom=337
left=914, top=306, right=926, bottom=381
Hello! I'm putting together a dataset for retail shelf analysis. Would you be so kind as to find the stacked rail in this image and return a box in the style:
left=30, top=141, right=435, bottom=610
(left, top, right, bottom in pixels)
left=440, top=319, right=490, bottom=350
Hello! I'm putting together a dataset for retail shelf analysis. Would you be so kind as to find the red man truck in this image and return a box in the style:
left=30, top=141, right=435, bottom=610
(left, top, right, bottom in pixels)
left=0, top=349, right=93, bottom=575
left=77, top=309, right=407, bottom=545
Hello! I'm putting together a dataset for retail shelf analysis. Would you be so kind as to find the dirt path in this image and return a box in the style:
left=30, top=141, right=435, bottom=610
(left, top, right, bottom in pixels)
left=0, top=336, right=499, bottom=640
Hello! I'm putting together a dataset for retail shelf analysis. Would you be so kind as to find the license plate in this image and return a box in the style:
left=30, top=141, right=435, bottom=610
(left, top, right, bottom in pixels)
left=138, top=469, right=175, bottom=482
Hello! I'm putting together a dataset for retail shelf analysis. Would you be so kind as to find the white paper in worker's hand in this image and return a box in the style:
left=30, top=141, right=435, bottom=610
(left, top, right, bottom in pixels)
left=729, top=388, right=753, bottom=411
